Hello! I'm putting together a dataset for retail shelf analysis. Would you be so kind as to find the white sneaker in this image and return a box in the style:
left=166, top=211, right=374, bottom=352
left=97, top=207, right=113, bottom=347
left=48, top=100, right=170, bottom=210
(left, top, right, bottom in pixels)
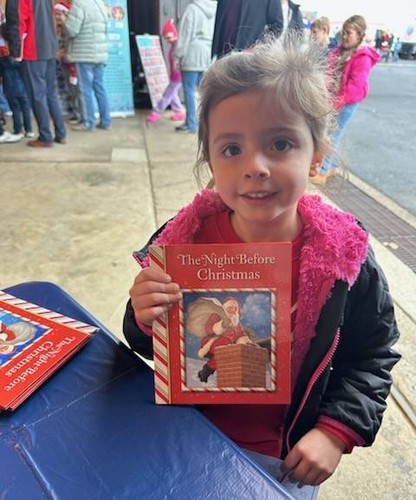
left=25, top=131, right=35, bottom=138
left=0, top=131, right=23, bottom=143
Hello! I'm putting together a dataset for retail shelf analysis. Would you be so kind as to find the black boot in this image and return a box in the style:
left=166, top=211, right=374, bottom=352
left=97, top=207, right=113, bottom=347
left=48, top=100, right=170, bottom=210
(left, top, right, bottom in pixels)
left=198, top=363, right=215, bottom=383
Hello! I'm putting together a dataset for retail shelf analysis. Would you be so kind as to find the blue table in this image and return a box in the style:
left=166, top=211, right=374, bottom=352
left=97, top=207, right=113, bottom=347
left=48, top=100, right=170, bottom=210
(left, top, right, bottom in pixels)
left=0, top=282, right=292, bottom=499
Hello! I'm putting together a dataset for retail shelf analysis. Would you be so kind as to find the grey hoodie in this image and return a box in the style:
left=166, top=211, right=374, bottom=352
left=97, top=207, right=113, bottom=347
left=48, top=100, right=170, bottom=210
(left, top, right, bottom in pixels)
left=174, top=0, right=217, bottom=71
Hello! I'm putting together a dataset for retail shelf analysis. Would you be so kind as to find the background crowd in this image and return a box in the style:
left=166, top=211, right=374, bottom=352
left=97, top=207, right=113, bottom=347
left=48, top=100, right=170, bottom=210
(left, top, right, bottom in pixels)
left=0, top=0, right=111, bottom=146
left=0, top=0, right=389, bottom=180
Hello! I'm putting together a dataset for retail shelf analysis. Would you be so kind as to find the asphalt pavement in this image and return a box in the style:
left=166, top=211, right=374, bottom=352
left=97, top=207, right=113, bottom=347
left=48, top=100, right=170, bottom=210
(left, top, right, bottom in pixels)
left=344, top=59, right=416, bottom=216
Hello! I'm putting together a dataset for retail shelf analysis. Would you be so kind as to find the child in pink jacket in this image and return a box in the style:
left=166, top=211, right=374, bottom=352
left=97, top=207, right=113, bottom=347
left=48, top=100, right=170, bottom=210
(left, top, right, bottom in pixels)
left=146, top=19, right=185, bottom=123
left=313, top=15, right=380, bottom=184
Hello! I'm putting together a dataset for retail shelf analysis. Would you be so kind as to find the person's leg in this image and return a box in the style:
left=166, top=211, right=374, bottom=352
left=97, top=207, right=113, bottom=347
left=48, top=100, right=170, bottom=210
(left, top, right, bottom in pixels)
left=184, top=71, right=199, bottom=132
left=21, top=60, right=53, bottom=143
left=321, top=103, right=359, bottom=174
left=169, top=82, right=183, bottom=113
left=56, top=62, right=70, bottom=114
left=13, top=65, right=34, bottom=134
left=62, top=65, right=77, bottom=119
left=19, top=95, right=33, bottom=134
left=0, top=83, right=10, bottom=113
left=179, top=70, right=200, bottom=132
left=0, top=109, right=22, bottom=143
left=8, top=96, right=23, bottom=134
left=0, top=60, right=11, bottom=114
left=76, top=63, right=96, bottom=130
left=92, top=64, right=111, bottom=129
left=45, top=59, right=66, bottom=140
left=65, top=80, right=83, bottom=123
left=153, top=81, right=177, bottom=114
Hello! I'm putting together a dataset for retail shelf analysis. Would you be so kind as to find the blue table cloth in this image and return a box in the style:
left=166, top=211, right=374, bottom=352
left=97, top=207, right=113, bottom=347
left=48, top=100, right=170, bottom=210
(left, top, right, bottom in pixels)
left=0, top=282, right=292, bottom=499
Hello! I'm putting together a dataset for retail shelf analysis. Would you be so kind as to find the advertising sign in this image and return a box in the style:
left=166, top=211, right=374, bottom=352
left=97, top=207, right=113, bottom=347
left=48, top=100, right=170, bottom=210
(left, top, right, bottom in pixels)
left=135, top=35, right=169, bottom=110
left=104, top=0, right=134, bottom=116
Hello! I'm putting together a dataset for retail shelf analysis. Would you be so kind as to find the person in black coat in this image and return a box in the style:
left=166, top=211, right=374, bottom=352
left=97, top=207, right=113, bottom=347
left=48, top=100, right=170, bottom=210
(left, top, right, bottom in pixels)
left=211, top=0, right=284, bottom=58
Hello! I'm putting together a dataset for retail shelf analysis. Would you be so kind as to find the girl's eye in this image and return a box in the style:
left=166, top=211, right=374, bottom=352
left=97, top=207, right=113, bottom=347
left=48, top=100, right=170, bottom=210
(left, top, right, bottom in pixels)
left=272, top=139, right=292, bottom=152
left=222, top=144, right=241, bottom=157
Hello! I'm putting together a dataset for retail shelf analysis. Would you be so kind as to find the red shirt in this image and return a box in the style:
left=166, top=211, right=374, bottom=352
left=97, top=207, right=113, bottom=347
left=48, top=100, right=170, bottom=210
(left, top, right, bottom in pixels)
left=195, top=210, right=304, bottom=458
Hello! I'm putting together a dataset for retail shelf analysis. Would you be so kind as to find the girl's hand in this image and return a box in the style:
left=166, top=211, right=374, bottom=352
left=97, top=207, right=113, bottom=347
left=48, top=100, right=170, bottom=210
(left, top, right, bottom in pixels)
left=281, top=428, right=345, bottom=486
left=129, top=267, right=182, bottom=326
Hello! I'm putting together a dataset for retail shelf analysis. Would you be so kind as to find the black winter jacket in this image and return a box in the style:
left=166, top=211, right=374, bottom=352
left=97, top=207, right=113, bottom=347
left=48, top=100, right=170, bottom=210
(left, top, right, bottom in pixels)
left=211, top=0, right=304, bottom=58
left=123, top=191, right=400, bottom=456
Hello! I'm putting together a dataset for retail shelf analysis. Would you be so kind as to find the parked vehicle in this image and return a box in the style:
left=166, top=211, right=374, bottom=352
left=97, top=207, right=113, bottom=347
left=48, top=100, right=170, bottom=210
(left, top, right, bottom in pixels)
left=400, top=21, right=416, bottom=59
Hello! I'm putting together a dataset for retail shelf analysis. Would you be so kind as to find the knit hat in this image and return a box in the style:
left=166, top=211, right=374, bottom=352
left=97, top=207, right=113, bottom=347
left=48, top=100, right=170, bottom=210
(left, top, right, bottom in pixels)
left=162, top=19, right=178, bottom=39
left=54, top=2, right=71, bottom=14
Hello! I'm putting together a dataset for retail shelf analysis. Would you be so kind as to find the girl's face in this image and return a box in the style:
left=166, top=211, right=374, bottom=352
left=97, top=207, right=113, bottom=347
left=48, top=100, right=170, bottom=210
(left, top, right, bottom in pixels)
left=164, top=33, right=177, bottom=44
left=341, top=24, right=361, bottom=49
left=55, top=11, right=66, bottom=25
left=207, top=91, right=322, bottom=242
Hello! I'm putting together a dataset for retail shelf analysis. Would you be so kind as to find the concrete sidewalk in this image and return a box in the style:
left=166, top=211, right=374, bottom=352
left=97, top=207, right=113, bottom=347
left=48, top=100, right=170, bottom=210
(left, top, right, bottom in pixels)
left=1, top=112, right=415, bottom=499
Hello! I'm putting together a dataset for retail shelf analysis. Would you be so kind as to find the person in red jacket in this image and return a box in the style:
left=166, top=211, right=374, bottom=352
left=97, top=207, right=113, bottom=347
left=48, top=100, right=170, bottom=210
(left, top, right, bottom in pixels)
left=5, top=0, right=67, bottom=147
left=312, top=15, right=380, bottom=184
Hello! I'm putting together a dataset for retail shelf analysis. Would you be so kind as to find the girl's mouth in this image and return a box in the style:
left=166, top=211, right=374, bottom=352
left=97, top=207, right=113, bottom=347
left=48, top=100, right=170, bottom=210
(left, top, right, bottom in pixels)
left=241, top=191, right=274, bottom=199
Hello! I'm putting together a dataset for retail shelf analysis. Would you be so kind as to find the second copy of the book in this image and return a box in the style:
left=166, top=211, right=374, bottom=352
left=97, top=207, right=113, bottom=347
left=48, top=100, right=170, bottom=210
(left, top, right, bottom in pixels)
left=0, top=291, right=98, bottom=411
left=149, top=242, right=292, bottom=405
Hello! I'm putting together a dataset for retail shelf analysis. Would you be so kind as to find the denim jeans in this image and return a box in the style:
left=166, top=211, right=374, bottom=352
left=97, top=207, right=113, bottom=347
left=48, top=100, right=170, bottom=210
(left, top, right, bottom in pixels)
left=7, top=95, right=33, bottom=134
left=21, top=59, right=66, bottom=142
left=0, top=58, right=32, bottom=134
left=321, top=103, right=359, bottom=173
left=181, top=70, right=202, bottom=132
left=76, top=63, right=111, bottom=130
left=0, top=84, right=10, bottom=113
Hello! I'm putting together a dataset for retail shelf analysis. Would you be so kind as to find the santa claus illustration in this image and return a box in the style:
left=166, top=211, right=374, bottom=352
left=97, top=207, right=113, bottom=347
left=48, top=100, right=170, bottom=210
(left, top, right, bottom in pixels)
left=0, top=319, right=36, bottom=355
left=186, top=297, right=255, bottom=382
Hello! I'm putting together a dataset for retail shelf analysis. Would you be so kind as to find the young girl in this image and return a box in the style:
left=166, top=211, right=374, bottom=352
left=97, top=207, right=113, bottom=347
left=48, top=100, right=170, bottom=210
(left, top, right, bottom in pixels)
left=123, top=35, right=400, bottom=487
left=146, top=19, right=185, bottom=124
left=54, top=2, right=82, bottom=124
left=313, top=15, right=380, bottom=185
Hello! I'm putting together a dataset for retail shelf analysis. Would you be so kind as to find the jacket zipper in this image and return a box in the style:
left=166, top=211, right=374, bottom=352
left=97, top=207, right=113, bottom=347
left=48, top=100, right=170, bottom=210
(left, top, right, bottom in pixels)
left=285, top=329, right=341, bottom=453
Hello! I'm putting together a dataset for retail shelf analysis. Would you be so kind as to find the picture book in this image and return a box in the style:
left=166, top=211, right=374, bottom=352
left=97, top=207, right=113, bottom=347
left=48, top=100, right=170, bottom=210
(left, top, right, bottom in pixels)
left=0, top=291, right=98, bottom=411
left=149, top=243, right=292, bottom=405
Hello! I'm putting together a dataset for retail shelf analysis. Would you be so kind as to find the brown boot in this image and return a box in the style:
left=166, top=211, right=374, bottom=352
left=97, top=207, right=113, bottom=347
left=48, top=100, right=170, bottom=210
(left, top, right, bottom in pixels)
left=27, top=139, right=53, bottom=148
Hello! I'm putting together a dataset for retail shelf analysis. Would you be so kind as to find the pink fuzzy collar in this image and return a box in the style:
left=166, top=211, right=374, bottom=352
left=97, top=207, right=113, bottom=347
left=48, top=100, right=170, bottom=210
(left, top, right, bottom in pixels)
left=150, top=188, right=368, bottom=286
left=146, top=188, right=369, bottom=376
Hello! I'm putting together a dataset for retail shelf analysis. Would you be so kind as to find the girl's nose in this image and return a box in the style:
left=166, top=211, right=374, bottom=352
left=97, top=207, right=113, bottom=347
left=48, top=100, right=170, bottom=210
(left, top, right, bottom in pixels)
left=244, top=153, right=270, bottom=179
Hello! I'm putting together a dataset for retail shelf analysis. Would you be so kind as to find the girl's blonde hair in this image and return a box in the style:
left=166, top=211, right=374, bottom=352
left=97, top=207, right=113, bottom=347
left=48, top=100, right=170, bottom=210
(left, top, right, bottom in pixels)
left=195, top=34, right=335, bottom=184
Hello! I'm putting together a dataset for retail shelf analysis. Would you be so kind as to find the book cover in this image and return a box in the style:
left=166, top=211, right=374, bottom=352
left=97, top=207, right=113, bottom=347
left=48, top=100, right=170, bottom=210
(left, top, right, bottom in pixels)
left=0, top=291, right=98, bottom=411
left=149, top=243, right=292, bottom=405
